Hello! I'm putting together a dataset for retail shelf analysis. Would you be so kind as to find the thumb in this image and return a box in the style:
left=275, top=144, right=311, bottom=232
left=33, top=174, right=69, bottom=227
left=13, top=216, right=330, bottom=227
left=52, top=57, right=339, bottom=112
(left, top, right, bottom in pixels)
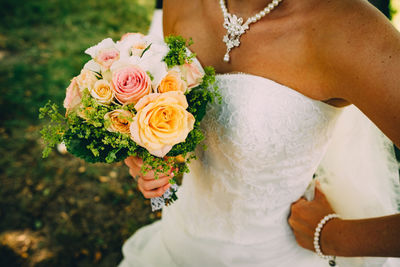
left=314, top=181, right=326, bottom=201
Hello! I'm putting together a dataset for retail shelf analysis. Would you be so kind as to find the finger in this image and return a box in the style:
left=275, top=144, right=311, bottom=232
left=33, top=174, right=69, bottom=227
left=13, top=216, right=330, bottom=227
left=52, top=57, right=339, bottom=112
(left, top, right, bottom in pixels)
left=128, top=164, right=142, bottom=179
left=138, top=176, right=171, bottom=191
left=163, top=183, right=172, bottom=191
left=141, top=169, right=174, bottom=180
left=293, top=196, right=307, bottom=206
left=289, top=198, right=303, bottom=217
left=124, top=157, right=135, bottom=168
left=138, top=183, right=168, bottom=199
left=290, top=197, right=307, bottom=212
left=130, top=156, right=143, bottom=166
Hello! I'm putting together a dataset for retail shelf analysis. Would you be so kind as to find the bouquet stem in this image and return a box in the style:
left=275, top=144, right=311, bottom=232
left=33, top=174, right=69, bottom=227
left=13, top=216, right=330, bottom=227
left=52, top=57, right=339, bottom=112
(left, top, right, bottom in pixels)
left=150, top=183, right=179, bottom=211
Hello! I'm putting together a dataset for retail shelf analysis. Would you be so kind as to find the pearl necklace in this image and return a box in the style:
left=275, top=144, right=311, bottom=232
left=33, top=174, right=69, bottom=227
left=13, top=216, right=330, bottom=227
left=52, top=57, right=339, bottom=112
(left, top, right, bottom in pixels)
left=220, top=0, right=284, bottom=62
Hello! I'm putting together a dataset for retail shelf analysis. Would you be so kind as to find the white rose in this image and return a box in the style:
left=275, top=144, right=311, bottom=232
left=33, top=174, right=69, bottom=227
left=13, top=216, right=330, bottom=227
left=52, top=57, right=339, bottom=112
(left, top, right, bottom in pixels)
left=116, top=33, right=148, bottom=58
left=85, top=38, right=120, bottom=69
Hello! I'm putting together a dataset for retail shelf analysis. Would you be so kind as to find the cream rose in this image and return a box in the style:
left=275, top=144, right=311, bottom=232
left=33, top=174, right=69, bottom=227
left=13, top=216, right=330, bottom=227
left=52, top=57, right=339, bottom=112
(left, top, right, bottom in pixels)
left=158, top=70, right=188, bottom=93
left=111, top=65, right=152, bottom=105
left=64, top=77, right=81, bottom=111
left=104, top=109, right=133, bottom=134
left=179, top=61, right=204, bottom=89
left=90, top=80, right=114, bottom=105
left=76, top=69, right=98, bottom=91
left=130, top=91, right=195, bottom=157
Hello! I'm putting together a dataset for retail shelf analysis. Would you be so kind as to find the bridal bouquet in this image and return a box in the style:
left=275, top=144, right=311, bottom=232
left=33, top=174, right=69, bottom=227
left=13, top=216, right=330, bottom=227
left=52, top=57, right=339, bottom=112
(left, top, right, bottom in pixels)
left=39, top=33, right=219, bottom=211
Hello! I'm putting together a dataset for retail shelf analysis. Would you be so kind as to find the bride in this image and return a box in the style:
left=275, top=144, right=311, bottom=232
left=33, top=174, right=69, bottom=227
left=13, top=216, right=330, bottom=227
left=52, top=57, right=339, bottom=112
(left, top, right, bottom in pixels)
left=120, top=0, right=400, bottom=266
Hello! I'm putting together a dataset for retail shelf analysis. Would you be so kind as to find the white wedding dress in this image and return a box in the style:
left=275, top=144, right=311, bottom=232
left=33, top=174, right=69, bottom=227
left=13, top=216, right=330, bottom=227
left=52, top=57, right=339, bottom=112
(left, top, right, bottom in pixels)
left=119, top=10, right=400, bottom=267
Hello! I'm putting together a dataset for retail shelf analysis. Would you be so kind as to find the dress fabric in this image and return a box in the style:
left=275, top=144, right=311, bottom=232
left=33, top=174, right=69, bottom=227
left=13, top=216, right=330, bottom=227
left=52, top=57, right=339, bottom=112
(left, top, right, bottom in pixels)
left=118, top=11, right=400, bottom=267
left=120, top=73, right=352, bottom=267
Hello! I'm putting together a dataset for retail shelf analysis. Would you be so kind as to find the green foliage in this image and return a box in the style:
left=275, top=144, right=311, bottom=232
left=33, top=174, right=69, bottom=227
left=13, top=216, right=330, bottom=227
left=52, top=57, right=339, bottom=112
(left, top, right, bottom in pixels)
left=140, top=43, right=152, bottom=58
left=186, top=66, right=221, bottom=122
left=39, top=32, right=220, bottom=183
left=39, top=102, right=67, bottom=157
left=0, top=0, right=152, bottom=128
left=389, top=1, right=397, bottom=19
left=163, top=36, right=195, bottom=67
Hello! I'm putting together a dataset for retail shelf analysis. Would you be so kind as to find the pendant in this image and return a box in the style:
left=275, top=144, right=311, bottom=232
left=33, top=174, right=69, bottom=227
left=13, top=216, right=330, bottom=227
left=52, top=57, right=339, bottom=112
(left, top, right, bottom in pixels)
left=329, top=259, right=338, bottom=266
left=222, top=14, right=249, bottom=62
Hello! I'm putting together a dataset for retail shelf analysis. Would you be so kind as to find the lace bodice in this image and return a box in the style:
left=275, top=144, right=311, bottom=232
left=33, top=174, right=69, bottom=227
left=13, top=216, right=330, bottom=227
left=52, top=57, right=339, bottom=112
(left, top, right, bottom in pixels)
left=163, top=73, right=342, bottom=245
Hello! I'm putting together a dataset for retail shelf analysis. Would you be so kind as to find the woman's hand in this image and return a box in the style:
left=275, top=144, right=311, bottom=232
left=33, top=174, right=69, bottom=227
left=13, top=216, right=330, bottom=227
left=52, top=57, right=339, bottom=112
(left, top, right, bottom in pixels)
left=124, top=156, right=173, bottom=199
left=288, top=182, right=338, bottom=253
left=289, top=182, right=400, bottom=257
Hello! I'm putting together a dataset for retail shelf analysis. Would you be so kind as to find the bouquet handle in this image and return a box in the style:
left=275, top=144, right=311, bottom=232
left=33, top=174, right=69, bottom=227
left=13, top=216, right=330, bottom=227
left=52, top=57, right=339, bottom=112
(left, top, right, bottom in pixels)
left=150, top=183, right=179, bottom=211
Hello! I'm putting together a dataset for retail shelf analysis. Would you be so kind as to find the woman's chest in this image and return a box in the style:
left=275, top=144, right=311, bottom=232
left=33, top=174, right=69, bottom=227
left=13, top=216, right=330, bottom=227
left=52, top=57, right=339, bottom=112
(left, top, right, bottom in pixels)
left=168, top=5, right=335, bottom=102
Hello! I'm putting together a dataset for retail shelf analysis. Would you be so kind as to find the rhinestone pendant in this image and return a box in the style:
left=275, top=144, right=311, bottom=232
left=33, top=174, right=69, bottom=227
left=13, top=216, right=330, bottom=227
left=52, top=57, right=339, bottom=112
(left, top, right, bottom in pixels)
left=223, top=53, right=230, bottom=62
left=222, top=14, right=249, bottom=62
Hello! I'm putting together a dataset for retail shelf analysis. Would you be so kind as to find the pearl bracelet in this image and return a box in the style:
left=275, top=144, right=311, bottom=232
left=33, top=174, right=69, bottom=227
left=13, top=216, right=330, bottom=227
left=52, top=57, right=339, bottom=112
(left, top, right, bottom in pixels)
left=313, top=213, right=341, bottom=266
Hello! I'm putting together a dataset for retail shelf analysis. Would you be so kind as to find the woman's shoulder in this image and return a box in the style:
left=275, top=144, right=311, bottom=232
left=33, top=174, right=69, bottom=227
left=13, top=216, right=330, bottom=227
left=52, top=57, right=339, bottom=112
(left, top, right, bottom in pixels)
left=311, top=0, right=395, bottom=46
left=306, top=0, right=399, bottom=94
left=163, top=0, right=199, bottom=36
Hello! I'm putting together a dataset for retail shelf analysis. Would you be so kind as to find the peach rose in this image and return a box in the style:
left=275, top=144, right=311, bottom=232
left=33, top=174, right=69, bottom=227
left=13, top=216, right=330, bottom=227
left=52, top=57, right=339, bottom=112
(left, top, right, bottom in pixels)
left=90, top=80, right=114, bottom=105
left=179, top=61, right=204, bottom=89
left=111, top=65, right=152, bottom=105
left=158, top=70, right=187, bottom=93
left=130, top=91, right=195, bottom=157
left=76, top=69, right=98, bottom=91
left=104, top=109, right=133, bottom=134
left=64, top=77, right=82, bottom=111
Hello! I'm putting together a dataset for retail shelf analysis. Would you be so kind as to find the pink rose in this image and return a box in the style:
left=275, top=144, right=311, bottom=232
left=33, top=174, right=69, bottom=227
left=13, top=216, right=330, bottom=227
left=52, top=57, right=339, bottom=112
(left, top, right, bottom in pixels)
left=179, top=61, right=203, bottom=89
left=95, top=48, right=120, bottom=69
left=111, top=65, right=152, bottom=105
left=63, top=77, right=82, bottom=111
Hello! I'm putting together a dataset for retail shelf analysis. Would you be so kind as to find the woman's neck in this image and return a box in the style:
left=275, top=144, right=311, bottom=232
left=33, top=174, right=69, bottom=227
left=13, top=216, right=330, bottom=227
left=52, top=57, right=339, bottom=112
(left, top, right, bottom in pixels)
left=224, top=0, right=281, bottom=17
left=223, top=0, right=294, bottom=19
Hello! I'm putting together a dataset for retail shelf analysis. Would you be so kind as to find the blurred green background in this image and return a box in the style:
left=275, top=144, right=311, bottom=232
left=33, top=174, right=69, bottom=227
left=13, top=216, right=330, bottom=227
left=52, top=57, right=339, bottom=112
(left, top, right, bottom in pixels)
left=0, top=1, right=159, bottom=266
left=0, top=0, right=399, bottom=266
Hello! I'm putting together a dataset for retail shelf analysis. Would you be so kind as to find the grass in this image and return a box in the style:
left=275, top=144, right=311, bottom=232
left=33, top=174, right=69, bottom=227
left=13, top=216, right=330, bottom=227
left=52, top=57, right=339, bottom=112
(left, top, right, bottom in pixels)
left=0, top=0, right=160, bottom=266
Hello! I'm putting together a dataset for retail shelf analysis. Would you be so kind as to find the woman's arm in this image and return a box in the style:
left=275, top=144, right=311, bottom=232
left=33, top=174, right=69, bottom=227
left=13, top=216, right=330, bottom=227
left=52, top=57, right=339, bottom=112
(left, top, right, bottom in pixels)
left=316, top=0, right=400, bottom=147
left=289, top=184, right=400, bottom=257
left=290, top=1, right=400, bottom=256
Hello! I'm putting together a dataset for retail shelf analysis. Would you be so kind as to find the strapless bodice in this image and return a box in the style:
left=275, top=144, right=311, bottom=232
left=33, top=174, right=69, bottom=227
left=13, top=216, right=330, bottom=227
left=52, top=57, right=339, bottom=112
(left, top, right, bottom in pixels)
left=163, top=73, right=343, bottom=245
left=120, top=18, right=399, bottom=267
